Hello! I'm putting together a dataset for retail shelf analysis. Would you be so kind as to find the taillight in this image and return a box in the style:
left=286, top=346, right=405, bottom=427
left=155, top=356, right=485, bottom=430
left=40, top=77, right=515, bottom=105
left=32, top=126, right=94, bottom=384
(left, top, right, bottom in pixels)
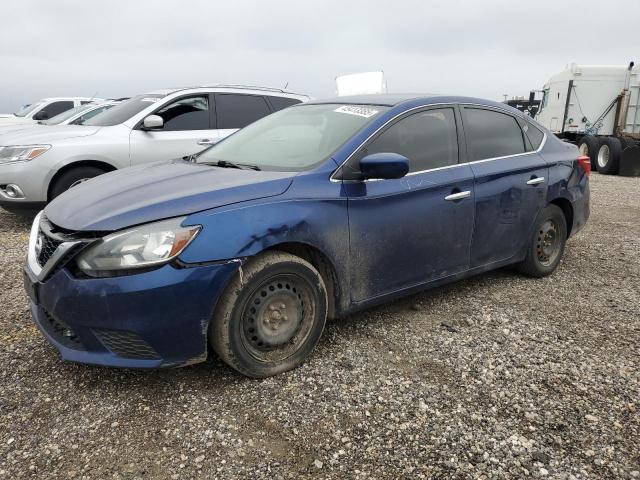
left=577, top=155, right=591, bottom=176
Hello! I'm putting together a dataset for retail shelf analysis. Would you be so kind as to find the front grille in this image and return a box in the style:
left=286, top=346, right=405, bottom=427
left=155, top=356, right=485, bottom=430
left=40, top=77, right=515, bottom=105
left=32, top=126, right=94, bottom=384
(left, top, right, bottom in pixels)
left=93, top=329, right=161, bottom=360
left=41, top=309, right=84, bottom=350
left=37, top=232, right=63, bottom=267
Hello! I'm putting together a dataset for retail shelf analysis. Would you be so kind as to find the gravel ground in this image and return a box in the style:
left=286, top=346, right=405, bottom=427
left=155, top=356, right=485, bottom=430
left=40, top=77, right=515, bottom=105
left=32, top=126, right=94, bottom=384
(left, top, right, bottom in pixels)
left=0, top=173, right=638, bottom=479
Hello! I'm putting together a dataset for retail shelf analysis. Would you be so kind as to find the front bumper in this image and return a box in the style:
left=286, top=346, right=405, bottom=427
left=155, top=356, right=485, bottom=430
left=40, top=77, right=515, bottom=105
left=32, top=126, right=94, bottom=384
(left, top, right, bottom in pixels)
left=0, top=159, right=51, bottom=205
left=25, top=260, right=239, bottom=368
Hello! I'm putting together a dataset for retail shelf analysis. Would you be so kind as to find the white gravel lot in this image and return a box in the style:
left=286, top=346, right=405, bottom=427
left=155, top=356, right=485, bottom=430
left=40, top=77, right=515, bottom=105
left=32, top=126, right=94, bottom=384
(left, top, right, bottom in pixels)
left=0, top=173, right=638, bottom=479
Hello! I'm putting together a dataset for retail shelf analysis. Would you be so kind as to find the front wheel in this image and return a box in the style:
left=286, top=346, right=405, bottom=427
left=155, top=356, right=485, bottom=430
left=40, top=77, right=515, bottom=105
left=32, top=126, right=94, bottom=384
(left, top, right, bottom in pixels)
left=50, top=166, right=107, bottom=200
left=516, top=204, right=567, bottom=278
left=210, top=251, right=328, bottom=378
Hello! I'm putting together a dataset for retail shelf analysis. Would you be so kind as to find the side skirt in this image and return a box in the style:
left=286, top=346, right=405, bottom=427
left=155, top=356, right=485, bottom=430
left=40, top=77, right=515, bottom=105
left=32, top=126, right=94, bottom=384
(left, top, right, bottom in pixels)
left=337, top=255, right=524, bottom=317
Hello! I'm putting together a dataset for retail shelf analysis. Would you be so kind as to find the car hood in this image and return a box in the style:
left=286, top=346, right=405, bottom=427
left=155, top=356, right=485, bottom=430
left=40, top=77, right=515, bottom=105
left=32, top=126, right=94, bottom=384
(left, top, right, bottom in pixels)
left=0, top=124, right=38, bottom=136
left=0, top=125, right=99, bottom=144
left=45, top=161, right=296, bottom=231
left=0, top=116, right=32, bottom=126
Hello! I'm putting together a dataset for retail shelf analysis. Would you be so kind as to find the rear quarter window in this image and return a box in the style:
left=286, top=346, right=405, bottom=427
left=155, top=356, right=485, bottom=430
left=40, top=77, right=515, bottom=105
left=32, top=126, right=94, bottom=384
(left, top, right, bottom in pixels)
left=523, top=121, right=545, bottom=150
left=463, top=108, right=526, bottom=161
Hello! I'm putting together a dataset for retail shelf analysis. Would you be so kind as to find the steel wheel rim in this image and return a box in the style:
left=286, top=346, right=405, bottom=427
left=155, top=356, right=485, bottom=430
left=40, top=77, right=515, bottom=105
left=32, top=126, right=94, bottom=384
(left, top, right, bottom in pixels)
left=240, top=274, right=316, bottom=363
left=536, top=220, right=560, bottom=266
left=597, top=144, right=610, bottom=168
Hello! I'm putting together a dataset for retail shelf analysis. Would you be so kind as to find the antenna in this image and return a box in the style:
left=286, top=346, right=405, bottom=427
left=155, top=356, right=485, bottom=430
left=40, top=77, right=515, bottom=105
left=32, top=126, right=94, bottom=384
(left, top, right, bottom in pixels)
left=283, top=81, right=289, bottom=90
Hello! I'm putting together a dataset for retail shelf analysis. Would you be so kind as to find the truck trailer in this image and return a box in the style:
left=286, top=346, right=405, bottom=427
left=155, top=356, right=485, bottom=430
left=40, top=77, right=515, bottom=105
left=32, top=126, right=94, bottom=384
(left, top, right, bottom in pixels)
left=534, top=62, right=640, bottom=176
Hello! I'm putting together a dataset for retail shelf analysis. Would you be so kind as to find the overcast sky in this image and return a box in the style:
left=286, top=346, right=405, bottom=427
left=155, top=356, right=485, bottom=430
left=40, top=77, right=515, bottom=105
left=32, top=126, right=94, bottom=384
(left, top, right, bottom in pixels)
left=1, top=0, right=637, bottom=112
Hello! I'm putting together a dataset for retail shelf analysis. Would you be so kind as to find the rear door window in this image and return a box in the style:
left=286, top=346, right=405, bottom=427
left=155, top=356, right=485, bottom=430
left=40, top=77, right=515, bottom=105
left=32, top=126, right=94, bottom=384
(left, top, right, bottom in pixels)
left=215, top=94, right=272, bottom=129
left=267, top=96, right=302, bottom=112
left=463, top=108, right=526, bottom=161
left=154, top=95, right=210, bottom=131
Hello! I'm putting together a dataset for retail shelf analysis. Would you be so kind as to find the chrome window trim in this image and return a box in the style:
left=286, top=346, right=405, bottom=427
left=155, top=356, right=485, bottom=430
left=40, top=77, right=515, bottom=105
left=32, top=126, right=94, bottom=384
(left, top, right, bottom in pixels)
left=329, top=102, right=548, bottom=183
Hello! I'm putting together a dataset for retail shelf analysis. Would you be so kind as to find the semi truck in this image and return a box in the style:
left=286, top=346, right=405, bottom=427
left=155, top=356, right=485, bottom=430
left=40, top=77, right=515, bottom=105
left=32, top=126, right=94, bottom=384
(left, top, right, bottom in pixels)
left=534, top=62, right=640, bottom=176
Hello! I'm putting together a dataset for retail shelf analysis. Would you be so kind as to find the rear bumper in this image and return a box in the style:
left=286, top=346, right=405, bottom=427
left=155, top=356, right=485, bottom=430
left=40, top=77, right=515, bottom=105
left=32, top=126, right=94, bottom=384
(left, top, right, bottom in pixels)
left=570, top=180, right=590, bottom=237
left=25, top=260, right=239, bottom=368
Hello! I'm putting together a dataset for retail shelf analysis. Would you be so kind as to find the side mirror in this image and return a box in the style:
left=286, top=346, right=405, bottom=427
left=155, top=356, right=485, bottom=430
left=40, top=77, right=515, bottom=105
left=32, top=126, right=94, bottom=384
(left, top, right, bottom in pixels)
left=142, top=115, right=164, bottom=130
left=32, top=110, right=49, bottom=121
left=359, top=153, right=409, bottom=180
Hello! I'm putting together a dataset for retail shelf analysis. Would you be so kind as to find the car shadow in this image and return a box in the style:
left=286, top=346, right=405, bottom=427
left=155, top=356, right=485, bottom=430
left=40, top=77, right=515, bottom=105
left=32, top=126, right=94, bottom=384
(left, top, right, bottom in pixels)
left=0, top=207, right=38, bottom=229
left=51, top=266, right=523, bottom=398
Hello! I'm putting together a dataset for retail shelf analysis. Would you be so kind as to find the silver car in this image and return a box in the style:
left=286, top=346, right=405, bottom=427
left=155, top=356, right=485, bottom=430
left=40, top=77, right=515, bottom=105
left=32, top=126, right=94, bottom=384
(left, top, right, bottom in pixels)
left=0, top=85, right=309, bottom=212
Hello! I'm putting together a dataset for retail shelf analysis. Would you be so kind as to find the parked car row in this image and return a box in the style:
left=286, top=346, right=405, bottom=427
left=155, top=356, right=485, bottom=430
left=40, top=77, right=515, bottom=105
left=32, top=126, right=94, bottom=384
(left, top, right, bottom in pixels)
left=0, top=100, right=122, bottom=136
left=19, top=91, right=590, bottom=377
left=0, top=97, right=103, bottom=125
left=0, top=85, right=309, bottom=212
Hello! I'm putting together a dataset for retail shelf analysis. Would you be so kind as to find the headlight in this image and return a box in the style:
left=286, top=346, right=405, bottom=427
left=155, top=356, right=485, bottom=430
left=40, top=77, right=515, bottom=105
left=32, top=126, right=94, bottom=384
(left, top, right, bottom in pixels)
left=76, top=217, right=200, bottom=276
left=0, top=145, right=51, bottom=164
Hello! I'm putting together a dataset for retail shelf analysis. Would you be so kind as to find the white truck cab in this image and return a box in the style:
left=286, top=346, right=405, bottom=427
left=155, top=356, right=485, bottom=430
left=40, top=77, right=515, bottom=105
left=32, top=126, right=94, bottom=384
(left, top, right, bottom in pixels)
left=535, top=63, right=640, bottom=176
left=0, top=97, right=102, bottom=126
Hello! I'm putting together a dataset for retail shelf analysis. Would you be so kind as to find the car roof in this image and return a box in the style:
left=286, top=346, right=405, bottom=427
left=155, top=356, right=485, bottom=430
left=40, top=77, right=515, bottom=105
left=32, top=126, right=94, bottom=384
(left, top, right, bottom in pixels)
left=308, top=94, right=437, bottom=106
left=41, top=97, right=102, bottom=102
left=144, top=84, right=310, bottom=100
left=306, top=93, right=525, bottom=114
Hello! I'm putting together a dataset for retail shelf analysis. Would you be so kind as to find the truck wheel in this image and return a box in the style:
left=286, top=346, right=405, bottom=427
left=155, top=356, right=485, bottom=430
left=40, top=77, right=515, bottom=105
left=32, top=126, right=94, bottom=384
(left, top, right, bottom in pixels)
left=619, top=146, right=640, bottom=177
left=596, top=137, right=622, bottom=175
left=516, top=204, right=567, bottom=278
left=50, top=166, right=107, bottom=200
left=210, top=251, right=327, bottom=378
left=578, top=135, right=600, bottom=171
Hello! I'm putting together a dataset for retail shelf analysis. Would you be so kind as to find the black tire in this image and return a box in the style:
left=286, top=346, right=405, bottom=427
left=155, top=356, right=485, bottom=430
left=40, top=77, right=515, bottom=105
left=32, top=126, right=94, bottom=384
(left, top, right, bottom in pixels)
left=49, top=166, right=107, bottom=200
left=210, top=251, right=328, bottom=378
left=517, top=204, right=567, bottom=278
left=578, top=135, right=600, bottom=171
left=596, top=137, right=622, bottom=175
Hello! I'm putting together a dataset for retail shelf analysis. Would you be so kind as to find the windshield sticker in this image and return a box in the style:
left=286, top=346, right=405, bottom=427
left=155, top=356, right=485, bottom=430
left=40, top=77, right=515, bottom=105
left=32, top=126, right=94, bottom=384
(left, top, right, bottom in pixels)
left=141, top=97, right=161, bottom=103
left=334, top=105, right=379, bottom=118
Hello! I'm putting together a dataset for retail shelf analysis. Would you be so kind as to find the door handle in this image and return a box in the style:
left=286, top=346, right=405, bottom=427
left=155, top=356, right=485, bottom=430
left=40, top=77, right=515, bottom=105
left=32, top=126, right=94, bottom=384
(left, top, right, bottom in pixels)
left=197, top=138, right=217, bottom=146
left=444, top=190, right=471, bottom=201
left=526, top=177, right=545, bottom=186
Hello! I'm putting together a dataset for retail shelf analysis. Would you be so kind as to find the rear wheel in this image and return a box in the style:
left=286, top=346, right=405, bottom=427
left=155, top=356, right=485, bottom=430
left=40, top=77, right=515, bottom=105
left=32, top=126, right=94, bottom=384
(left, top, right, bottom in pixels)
left=578, top=135, right=600, bottom=172
left=210, top=251, right=327, bottom=378
left=49, top=166, right=107, bottom=200
left=517, top=204, right=567, bottom=278
left=596, top=137, right=622, bottom=175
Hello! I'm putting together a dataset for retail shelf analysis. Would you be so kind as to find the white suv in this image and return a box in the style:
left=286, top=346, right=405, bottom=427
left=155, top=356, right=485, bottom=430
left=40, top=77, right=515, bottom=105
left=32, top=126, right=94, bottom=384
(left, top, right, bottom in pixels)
left=0, top=85, right=309, bottom=212
left=0, top=97, right=103, bottom=126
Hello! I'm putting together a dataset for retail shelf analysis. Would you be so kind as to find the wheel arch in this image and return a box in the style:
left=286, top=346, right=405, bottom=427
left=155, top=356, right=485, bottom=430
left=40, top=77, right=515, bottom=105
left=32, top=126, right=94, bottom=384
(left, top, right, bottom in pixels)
left=263, top=241, right=341, bottom=320
left=549, top=197, right=574, bottom=237
left=47, top=160, right=117, bottom=201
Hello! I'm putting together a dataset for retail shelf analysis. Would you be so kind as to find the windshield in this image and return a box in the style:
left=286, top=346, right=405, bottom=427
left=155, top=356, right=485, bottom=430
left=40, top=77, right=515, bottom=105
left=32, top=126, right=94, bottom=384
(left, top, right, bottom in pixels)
left=83, top=94, right=163, bottom=126
left=41, top=104, right=95, bottom=125
left=197, top=104, right=389, bottom=171
left=14, top=102, right=44, bottom=117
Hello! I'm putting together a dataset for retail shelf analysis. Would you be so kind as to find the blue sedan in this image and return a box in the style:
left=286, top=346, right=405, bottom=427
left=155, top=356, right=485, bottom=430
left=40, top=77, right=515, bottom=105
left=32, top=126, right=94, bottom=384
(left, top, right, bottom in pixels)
left=24, top=94, right=590, bottom=377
